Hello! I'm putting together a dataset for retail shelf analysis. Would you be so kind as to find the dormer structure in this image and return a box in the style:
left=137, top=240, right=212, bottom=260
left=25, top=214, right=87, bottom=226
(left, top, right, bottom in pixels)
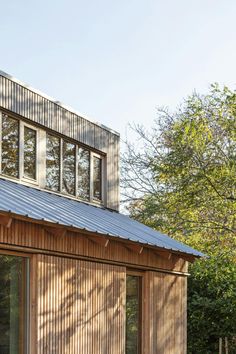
left=0, top=71, right=203, bottom=354
left=0, top=70, right=120, bottom=211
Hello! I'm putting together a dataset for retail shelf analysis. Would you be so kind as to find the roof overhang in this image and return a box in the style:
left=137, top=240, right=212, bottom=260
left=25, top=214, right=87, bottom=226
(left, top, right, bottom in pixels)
left=0, top=178, right=205, bottom=262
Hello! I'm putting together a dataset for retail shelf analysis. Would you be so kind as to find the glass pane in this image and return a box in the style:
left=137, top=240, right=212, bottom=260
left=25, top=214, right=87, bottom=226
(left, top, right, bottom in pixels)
left=1, top=115, right=19, bottom=178
left=24, top=127, right=36, bottom=179
left=62, top=141, right=75, bottom=195
left=78, top=147, right=90, bottom=200
left=93, top=156, right=102, bottom=200
left=46, top=134, right=60, bottom=191
left=0, top=254, right=28, bottom=354
left=126, top=275, right=141, bottom=354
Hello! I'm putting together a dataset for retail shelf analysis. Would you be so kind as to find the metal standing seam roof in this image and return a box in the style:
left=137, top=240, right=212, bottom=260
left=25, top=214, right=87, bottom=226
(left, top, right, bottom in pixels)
left=0, top=178, right=204, bottom=257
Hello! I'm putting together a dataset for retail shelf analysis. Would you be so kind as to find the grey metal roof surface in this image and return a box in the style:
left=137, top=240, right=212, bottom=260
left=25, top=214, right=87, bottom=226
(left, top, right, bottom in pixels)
left=0, top=178, right=204, bottom=257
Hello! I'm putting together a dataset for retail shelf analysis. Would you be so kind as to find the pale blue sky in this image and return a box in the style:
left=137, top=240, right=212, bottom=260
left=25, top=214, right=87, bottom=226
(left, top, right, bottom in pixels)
left=1, top=0, right=236, bottom=142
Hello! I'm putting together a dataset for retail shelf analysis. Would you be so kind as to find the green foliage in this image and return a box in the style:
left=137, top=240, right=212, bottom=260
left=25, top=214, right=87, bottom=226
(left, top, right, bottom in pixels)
left=122, top=84, right=236, bottom=352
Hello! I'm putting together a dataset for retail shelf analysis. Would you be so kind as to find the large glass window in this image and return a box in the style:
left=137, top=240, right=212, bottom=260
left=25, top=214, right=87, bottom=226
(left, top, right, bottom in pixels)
left=0, top=112, right=105, bottom=204
left=24, top=127, right=36, bottom=180
left=93, top=156, right=102, bottom=200
left=126, top=275, right=142, bottom=354
left=0, top=254, right=29, bottom=354
left=62, top=141, right=75, bottom=195
left=1, top=115, right=19, bottom=178
left=77, top=147, right=90, bottom=200
left=46, top=134, right=60, bottom=191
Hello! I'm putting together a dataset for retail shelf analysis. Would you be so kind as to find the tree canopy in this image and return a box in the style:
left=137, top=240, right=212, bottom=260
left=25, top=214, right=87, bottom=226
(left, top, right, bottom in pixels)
left=122, top=84, right=236, bottom=353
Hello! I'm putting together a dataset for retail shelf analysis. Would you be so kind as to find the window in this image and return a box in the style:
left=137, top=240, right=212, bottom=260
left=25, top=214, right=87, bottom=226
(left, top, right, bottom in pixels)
left=0, top=254, right=29, bottom=354
left=126, top=275, right=142, bottom=354
left=24, top=127, right=36, bottom=180
left=53, top=140, right=103, bottom=201
left=77, top=147, right=90, bottom=200
left=62, top=141, right=75, bottom=195
left=46, top=134, right=60, bottom=191
left=0, top=112, right=105, bottom=205
left=93, top=156, right=102, bottom=200
left=1, top=114, right=19, bottom=178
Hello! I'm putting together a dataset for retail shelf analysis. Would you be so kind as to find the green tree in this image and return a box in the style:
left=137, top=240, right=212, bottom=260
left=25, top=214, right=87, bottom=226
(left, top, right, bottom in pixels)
left=122, top=84, right=236, bottom=353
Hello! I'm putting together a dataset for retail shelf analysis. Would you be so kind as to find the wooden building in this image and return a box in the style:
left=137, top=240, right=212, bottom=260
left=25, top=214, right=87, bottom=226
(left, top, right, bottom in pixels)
left=0, top=71, right=203, bottom=354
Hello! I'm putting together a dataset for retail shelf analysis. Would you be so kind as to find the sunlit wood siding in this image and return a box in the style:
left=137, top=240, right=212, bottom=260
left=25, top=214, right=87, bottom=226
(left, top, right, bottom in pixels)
left=0, top=219, right=188, bottom=273
left=0, top=74, right=120, bottom=210
left=0, top=218, right=189, bottom=354
left=37, top=254, right=126, bottom=354
left=144, top=272, right=187, bottom=354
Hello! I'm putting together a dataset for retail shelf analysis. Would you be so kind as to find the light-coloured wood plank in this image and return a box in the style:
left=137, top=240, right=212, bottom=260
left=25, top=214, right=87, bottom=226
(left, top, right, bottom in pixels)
left=37, top=255, right=126, bottom=353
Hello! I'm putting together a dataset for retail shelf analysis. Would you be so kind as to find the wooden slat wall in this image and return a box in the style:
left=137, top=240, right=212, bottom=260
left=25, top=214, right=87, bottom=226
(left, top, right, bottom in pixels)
left=145, top=272, right=187, bottom=354
left=0, top=219, right=188, bottom=273
left=37, top=254, right=126, bottom=354
left=0, top=219, right=189, bottom=353
left=0, top=74, right=120, bottom=210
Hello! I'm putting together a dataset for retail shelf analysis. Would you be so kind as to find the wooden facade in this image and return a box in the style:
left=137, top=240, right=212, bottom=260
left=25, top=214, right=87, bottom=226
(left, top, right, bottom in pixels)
left=37, top=256, right=126, bottom=354
left=0, top=71, right=196, bottom=354
left=0, top=216, right=188, bottom=354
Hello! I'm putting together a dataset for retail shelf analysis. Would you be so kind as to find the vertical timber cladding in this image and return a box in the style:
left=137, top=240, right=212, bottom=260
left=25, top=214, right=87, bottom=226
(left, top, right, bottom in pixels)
left=0, top=74, right=120, bottom=210
left=144, top=272, right=187, bottom=354
left=37, top=254, right=126, bottom=354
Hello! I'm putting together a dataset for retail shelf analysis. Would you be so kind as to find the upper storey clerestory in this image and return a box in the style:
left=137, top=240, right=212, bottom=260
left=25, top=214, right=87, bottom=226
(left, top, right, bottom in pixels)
left=0, top=70, right=120, bottom=211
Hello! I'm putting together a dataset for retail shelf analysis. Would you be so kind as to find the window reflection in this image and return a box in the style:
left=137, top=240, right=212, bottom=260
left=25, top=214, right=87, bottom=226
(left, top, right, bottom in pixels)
left=77, top=147, right=90, bottom=200
left=62, top=141, right=75, bottom=195
left=0, top=112, right=105, bottom=204
left=93, top=156, right=102, bottom=200
left=24, top=127, right=36, bottom=179
left=0, top=254, right=28, bottom=354
left=46, top=134, right=60, bottom=191
left=1, top=115, right=19, bottom=178
left=126, top=275, right=141, bottom=354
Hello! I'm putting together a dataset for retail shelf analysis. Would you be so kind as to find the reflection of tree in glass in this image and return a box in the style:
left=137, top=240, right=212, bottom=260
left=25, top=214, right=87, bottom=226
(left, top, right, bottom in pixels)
left=62, top=141, right=75, bottom=195
left=2, top=115, right=19, bottom=178
left=126, top=275, right=140, bottom=354
left=93, top=157, right=101, bottom=200
left=24, top=127, right=36, bottom=179
left=78, top=148, right=90, bottom=200
left=0, top=255, right=23, bottom=354
left=46, top=134, right=60, bottom=191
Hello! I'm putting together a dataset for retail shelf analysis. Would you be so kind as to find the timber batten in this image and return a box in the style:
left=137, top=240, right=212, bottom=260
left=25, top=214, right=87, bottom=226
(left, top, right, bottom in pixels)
left=37, top=255, right=126, bottom=353
left=0, top=219, right=188, bottom=274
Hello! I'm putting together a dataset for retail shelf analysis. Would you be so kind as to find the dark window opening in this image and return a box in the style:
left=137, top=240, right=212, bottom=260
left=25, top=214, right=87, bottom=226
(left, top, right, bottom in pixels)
left=62, top=141, right=75, bottom=195
left=1, top=115, right=19, bottom=178
left=0, top=254, right=29, bottom=354
left=93, top=156, right=102, bottom=200
left=77, top=147, right=90, bottom=200
left=126, top=275, right=142, bottom=354
left=24, top=127, right=36, bottom=180
left=46, top=134, right=60, bottom=191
